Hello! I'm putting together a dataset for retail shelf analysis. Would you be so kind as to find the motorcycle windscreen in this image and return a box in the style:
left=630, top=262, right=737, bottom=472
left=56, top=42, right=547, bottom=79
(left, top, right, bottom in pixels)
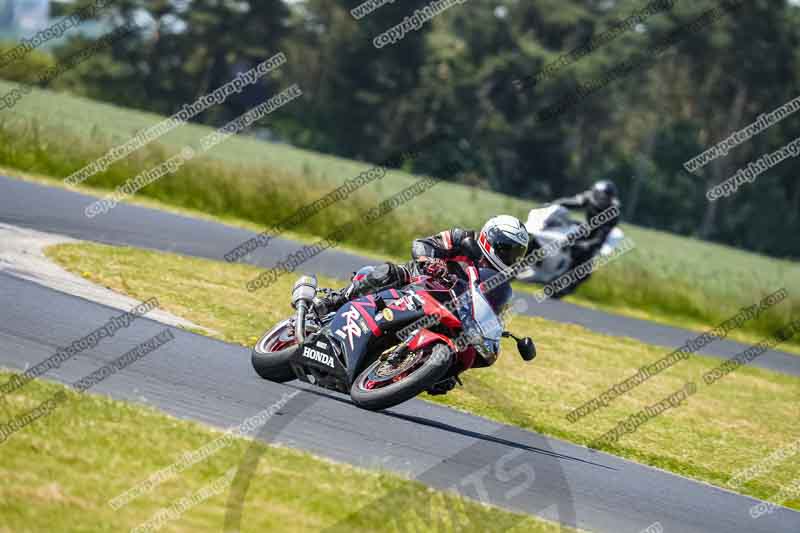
left=470, top=284, right=503, bottom=342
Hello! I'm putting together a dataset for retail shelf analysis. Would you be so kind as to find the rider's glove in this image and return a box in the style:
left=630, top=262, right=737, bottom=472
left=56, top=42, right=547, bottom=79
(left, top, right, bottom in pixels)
left=423, top=258, right=449, bottom=279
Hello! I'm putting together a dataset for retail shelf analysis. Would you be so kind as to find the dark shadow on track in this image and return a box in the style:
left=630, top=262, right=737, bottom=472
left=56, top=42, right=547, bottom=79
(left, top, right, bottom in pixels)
left=279, top=381, right=614, bottom=470
left=386, top=411, right=617, bottom=471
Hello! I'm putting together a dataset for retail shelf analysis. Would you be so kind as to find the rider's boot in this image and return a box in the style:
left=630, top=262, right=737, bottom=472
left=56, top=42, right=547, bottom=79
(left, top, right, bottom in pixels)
left=312, top=289, right=350, bottom=317
left=426, top=376, right=458, bottom=395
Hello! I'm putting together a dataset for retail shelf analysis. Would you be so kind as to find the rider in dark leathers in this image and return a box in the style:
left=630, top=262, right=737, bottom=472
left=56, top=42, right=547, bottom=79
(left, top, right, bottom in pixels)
left=551, top=180, right=621, bottom=264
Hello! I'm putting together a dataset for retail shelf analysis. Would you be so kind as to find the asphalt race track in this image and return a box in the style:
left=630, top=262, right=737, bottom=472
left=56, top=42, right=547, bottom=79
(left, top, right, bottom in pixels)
left=1, top=175, right=800, bottom=532
left=2, top=273, right=800, bottom=532
left=2, top=176, right=799, bottom=378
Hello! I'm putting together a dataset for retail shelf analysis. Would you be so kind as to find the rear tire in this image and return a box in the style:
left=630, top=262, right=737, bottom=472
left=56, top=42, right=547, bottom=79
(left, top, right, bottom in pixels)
left=550, top=271, right=590, bottom=299
left=251, top=320, right=298, bottom=383
left=251, top=346, right=297, bottom=382
left=350, top=343, right=451, bottom=411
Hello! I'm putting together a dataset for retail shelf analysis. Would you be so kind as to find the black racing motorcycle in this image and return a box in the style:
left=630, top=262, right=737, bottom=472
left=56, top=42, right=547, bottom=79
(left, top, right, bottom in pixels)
left=251, top=266, right=536, bottom=411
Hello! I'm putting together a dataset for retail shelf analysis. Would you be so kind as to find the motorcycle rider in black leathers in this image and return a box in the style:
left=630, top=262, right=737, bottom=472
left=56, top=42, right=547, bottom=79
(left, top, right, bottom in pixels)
left=550, top=179, right=621, bottom=264
left=313, top=215, right=530, bottom=394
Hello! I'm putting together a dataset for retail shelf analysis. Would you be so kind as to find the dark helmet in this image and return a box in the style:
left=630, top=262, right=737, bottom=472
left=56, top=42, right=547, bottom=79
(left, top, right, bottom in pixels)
left=590, top=180, right=619, bottom=210
left=477, top=215, right=529, bottom=272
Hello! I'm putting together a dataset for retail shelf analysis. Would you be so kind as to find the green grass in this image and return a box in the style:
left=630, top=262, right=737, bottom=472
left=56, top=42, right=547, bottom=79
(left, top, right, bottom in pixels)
left=555, top=286, right=800, bottom=356
left=1, top=79, right=798, bottom=350
left=0, top=371, right=566, bottom=532
left=560, top=225, right=800, bottom=353
left=45, top=241, right=800, bottom=511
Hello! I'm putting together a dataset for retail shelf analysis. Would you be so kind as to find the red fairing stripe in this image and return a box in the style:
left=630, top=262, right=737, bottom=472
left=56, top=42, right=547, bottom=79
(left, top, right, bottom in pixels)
left=407, top=329, right=456, bottom=353
left=418, top=291, right=461, bottom=329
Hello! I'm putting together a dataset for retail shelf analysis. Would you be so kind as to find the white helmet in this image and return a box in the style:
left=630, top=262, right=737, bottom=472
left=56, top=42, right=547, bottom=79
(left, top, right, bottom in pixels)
left=477, top=215, right=529, bottom=271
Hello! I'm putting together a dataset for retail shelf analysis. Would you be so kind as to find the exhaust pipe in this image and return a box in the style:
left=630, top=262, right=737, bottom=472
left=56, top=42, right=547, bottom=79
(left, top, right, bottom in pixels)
left=291, top=275, right=318, bottom=343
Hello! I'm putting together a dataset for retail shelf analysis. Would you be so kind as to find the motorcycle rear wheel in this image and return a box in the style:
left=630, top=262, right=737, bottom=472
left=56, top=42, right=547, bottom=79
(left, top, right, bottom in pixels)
left=350, top=343, right=452, bottom=411
left=550, top=271, right=591, bottom=299
left=251, top=319, right=298, bottom=383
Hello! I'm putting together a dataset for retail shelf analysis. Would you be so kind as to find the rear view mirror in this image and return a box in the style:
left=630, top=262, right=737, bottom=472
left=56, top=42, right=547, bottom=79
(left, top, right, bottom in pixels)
left=517, top=337, right=536, bottom=361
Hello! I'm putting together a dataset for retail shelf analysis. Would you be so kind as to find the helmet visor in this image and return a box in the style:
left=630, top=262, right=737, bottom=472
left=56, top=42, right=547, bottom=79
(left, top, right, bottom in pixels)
left=592, top=189, right=612, bottom=208
left=493, top=241, right=526, bottom=268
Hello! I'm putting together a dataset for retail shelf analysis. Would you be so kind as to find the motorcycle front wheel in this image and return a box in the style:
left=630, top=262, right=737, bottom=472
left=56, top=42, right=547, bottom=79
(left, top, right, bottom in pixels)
left=350, top=343, right=452, bottom=411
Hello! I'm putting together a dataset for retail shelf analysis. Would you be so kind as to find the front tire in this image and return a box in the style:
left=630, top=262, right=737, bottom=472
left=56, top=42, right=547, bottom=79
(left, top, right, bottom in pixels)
left=251, top=319, right=298, bottom=383
left=350, top=343, right=452, bottom=411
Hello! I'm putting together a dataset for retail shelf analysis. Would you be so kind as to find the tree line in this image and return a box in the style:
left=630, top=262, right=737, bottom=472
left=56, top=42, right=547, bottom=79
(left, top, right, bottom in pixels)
left=10, top=0, right=800, bottom=258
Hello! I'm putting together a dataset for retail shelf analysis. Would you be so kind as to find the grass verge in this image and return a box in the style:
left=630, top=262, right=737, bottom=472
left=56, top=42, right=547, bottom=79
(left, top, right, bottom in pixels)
left=0, top=80, right=798, bottom=349
left=512, top=282, right=800, bottom=357
left=45, top=241, right=800, bottom=511
left=0, top=370, right=566, bottom=532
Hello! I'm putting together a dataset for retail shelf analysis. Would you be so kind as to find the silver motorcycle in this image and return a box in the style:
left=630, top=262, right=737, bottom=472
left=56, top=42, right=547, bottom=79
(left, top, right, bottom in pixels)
left=517, top=205, right=626, bottom=296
